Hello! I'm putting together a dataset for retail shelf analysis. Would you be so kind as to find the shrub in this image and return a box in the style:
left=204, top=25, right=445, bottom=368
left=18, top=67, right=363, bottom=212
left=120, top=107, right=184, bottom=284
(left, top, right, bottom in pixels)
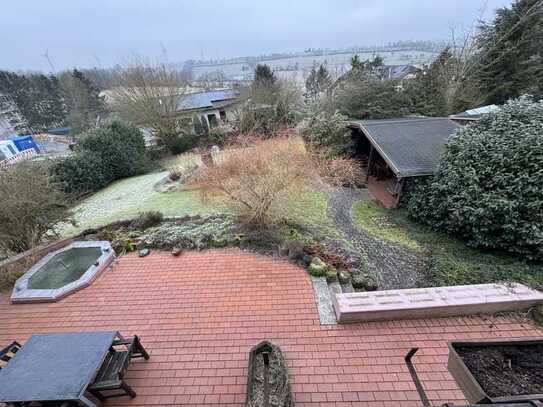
left=130, top=211, right=164, bottom=230
left=78, top=120, right=146, bottom=178
left=169, top=167, right=182, bottom=181
left=49, top=152, right=109, bottom=195
left=0, top=162, right=72, bottom=254
left=188, top=136, right=359, bottom=228
left=299, top=110, right=352, bottom=155
left=351, top=271, right=378, bottom=291
left=404, top=96, right=543, bottom=259
left=166, top=134, right=199, bottom=155
left=335, top=78, right=411, bottom=119
left=206, top=126, right=230, bottom=146
left=50, top=120, right=147, bottom=195
left=236, top=80, right=303, bottom=136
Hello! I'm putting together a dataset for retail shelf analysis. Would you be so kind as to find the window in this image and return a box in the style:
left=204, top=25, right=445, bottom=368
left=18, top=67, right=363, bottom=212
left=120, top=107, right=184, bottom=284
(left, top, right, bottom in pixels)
left=207, top=114, right=218, bottom=128
left=219, top=110, right=227, bottom=121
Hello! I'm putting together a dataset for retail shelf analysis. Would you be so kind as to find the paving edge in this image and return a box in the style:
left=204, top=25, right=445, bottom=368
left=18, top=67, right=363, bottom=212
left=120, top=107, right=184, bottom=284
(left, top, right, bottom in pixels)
left=311, top=276, right=337, bottom=325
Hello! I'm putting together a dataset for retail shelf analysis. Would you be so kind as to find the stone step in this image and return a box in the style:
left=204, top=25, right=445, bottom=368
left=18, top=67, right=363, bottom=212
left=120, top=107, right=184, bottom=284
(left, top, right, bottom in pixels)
left=332, top=283, right=543, bottom=323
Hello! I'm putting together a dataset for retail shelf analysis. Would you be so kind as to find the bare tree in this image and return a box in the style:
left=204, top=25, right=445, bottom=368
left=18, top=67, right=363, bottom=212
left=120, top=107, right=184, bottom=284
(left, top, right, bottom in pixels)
left=110, top=57, right=189, bottom=149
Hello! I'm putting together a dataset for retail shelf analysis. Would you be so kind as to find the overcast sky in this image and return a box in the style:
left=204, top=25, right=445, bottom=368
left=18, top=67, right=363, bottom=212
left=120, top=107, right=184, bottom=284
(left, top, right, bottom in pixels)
left=1, top=0, right=513, bottom=72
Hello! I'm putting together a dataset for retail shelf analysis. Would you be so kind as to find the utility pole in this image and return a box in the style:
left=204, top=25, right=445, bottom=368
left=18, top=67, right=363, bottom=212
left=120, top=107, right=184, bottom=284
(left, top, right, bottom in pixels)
left=43, top=49, right=56, bottom=74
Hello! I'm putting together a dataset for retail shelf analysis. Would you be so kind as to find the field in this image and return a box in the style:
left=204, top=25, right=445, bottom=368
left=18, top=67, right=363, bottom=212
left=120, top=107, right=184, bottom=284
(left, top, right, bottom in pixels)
left=192, top=49, right=438, bottom=83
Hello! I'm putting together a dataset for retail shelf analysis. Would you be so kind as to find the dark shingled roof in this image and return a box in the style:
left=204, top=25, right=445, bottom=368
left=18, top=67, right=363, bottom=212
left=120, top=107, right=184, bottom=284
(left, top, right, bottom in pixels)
left=350, top=117, right=460, bottom=177
left=176, top=89, right=237, bottom=111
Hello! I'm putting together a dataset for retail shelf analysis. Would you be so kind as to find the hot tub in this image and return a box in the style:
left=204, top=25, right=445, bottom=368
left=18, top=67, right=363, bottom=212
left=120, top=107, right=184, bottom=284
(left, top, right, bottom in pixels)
left=11, top=241, right=115, bottom=303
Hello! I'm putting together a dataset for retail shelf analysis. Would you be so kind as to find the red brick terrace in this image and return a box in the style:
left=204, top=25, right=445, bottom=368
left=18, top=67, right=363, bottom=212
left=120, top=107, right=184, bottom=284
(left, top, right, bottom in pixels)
left=0, top=249, right=540, bottom=406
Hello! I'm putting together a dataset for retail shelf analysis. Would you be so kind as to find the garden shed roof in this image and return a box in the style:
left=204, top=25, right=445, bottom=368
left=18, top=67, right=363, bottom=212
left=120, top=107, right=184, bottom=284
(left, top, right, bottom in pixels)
left=350, top=117, right=460, bottom=177
left=450, top=104, right=499, bottom=120
left=176, top=89, right=237, bottom=112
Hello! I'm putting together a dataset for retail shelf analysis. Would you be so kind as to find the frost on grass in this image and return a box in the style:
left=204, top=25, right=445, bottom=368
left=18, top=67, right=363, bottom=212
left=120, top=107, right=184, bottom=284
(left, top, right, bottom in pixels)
left=139, top=214, right=239, bottom=250
left=60, top=171, right=215, bottom=236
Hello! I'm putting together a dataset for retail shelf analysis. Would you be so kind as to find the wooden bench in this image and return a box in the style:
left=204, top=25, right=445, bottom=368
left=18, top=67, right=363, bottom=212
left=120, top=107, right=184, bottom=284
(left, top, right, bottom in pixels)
left=88, top=335, right=149, bottom=400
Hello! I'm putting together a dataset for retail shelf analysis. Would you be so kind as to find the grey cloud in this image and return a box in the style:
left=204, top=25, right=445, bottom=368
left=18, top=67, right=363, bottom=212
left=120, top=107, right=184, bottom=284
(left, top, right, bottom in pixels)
left=0, top=0, right=513, bottom=71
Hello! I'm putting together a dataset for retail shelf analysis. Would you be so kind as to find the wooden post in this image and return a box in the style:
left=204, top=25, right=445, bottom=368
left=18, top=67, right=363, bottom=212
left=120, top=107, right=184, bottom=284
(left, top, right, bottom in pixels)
left=394, top=177, right=405, bottom=208
left=366, top=144, right=374, bottom=183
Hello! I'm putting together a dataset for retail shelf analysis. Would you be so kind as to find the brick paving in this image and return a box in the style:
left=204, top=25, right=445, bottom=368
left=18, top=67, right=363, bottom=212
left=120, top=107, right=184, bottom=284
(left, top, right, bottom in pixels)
left=0, top=249, right=540, bottom=406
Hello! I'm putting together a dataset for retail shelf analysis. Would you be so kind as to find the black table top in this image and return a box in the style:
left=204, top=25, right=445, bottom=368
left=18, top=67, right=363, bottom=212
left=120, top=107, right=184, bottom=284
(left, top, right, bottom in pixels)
left=0, top=331, right=118, bottom=403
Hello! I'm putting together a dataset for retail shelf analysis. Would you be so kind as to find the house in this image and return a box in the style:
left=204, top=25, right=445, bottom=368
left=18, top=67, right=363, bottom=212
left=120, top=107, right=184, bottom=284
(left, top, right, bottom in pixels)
left=449, top=104, right=499, bottom=124
left=175, top=89, right=240, bottom=128
left=0, top=135, right=41, bottom=168
left=349, top=117, right=460, bottom=208
left=375, top=64, right=420, bottom=80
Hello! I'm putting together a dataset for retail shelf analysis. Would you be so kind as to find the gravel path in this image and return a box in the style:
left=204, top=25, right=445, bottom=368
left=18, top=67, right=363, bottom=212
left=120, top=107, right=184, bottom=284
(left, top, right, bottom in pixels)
left=326, top=187, right=428, bottom=290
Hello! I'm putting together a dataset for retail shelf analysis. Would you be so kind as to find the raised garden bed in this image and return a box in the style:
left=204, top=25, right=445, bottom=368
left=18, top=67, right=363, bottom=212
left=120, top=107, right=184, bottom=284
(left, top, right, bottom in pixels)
left=448, top=338, right=543, bottom=404
left=246, top=341, right=294, bottom=407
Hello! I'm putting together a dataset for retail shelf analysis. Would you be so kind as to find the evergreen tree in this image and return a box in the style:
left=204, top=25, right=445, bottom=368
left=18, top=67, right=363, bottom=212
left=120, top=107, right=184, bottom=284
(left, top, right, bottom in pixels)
left=305, top=64, right=332, bottom=102
left=251, top=64, right=279, bottom=105
left=407, top=47, right=481, bottom=116
left=334, top=56, right=409, bottom=119
left=0, top=71, right=65, bottom=132
left=59, top=69, right=106, bottom=135
left=475, top=0, right=543, bottom=104
left=253, top=64, right=276, bottom=87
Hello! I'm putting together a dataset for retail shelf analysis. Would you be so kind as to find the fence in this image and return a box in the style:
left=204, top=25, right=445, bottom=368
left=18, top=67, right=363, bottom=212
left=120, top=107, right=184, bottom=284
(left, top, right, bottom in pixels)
left=0, top=149, right=37, bottom=170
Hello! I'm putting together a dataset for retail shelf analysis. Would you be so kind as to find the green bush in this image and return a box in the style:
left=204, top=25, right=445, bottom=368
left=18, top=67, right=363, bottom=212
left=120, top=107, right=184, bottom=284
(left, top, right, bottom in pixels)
left=131, top=211, right=164, bottom=230
left=300, top=110, right=352, bottom=154
left=335, top=78, right=411, bottom=119
left=50, top=120, right=147, bottom=195
left=0, top=162, right=72, bottom=253
left=206, top=126, right=229, bottom=146
left=49, top=152, right=108, bottom=195
left=404, top=96, right=543, bottom=259
left=166, top=134, right=199, bottom=155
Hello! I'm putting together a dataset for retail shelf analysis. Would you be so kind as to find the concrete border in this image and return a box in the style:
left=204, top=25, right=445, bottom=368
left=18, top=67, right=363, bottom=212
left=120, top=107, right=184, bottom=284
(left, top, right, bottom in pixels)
left=311, top=276, right=337, bottom=325
left=11, top=241, right=115, bottom=303
left=333, top=283, right=543, bottom=323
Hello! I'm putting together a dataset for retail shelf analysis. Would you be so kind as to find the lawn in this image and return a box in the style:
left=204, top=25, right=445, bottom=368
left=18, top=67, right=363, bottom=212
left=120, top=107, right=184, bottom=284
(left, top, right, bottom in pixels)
left=60, top=152, right=335, bottom=238
left=286, top=189, right=334, bottom=232
left=352, top=201, right=543, bottom=289
left=60, top=153, right=217, bottom=236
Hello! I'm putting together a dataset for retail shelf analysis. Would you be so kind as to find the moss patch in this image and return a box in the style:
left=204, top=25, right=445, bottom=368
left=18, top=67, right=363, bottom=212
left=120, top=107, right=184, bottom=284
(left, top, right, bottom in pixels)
left=352, top=201, right=422, bottom=251
left=285, top=188, right=343, bottom=240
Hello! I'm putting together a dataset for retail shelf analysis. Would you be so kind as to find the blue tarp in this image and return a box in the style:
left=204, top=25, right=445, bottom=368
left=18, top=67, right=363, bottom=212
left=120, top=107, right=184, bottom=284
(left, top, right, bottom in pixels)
left=11, top=135, right=40, bottom=154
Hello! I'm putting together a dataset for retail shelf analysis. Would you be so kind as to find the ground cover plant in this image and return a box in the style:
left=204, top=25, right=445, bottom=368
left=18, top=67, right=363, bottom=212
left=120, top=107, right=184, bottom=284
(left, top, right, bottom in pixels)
left=353, top=201, right=543, bottom=290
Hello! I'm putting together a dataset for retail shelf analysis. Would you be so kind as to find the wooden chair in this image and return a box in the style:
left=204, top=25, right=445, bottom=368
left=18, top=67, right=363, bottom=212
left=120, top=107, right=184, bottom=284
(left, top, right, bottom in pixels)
left=0, top=341, right=21, bottom=369
left=88, top=336, right=149, bottom=401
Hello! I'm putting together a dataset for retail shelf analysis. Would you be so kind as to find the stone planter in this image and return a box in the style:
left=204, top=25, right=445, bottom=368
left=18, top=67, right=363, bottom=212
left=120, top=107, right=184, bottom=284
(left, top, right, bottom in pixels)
left=245, top=341, right=294, bottom=407
left=448, top=338, right=543, bottom=404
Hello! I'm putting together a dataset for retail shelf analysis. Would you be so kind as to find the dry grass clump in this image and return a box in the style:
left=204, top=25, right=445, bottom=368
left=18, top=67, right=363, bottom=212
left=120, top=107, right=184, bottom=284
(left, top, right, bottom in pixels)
left=188, top=136, right=360, bottom=228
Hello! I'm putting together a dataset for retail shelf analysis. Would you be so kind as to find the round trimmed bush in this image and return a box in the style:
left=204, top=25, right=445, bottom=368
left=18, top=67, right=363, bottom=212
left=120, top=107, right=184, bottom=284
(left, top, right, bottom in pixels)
left=50, top=120, right=147, bottom=195
left=405, top=96, right=543, bottom=259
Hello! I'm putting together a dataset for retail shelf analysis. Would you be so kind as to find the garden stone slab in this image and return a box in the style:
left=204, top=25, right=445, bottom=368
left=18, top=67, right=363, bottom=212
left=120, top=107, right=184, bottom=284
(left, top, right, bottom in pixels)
left=333, top=283, right=543, bottom=323
left=311, top=276, right=337, bottom=325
